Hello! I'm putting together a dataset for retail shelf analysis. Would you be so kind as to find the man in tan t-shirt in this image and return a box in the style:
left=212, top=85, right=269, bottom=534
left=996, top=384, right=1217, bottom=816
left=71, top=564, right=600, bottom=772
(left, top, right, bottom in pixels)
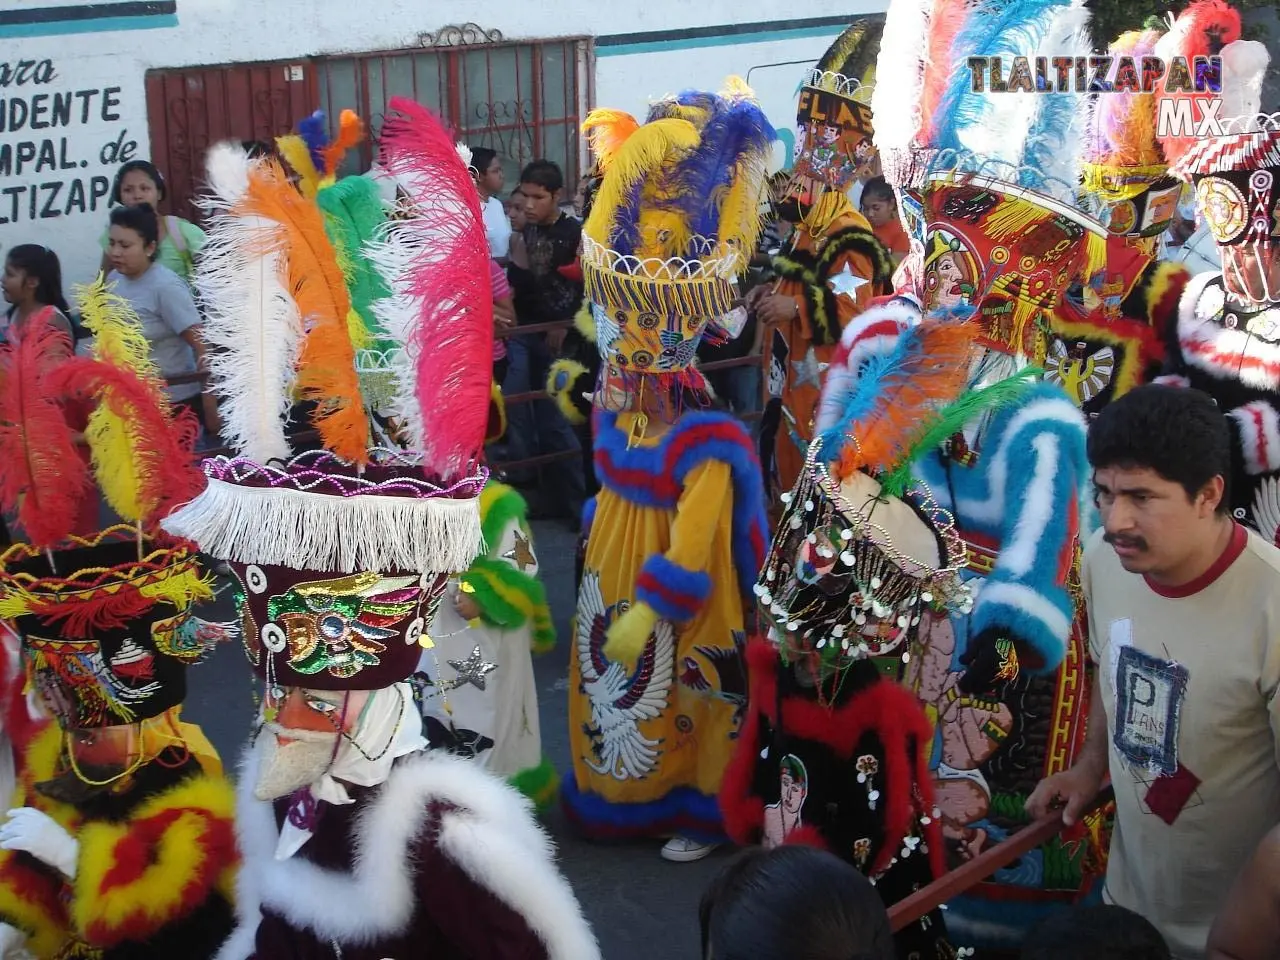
left=1028, top=384, right=1280, bottom=960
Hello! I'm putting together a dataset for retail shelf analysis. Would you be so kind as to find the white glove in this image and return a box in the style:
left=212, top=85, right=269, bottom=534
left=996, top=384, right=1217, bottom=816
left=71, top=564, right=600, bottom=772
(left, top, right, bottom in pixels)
left=0, top=921, right=32, bottom=959
left=0, top=808, right=78, bottom=879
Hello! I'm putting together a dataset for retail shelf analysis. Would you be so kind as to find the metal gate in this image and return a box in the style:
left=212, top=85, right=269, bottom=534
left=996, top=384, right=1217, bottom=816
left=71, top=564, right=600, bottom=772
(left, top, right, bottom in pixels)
left=317, top=24, right=592, bottom=189
left=145, top=60, right=319, bottom=221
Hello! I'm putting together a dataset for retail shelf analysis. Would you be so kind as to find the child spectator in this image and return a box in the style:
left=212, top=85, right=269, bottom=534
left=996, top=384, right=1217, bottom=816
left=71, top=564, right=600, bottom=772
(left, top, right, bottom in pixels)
left=1207, top=824, right=1280, bottom=960
left=860, top=175, right=909, bottom=266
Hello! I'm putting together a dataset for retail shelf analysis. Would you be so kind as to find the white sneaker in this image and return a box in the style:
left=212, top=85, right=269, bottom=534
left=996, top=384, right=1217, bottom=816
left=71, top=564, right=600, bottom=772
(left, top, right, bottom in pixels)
left=660, top=836, right=717, bottom=862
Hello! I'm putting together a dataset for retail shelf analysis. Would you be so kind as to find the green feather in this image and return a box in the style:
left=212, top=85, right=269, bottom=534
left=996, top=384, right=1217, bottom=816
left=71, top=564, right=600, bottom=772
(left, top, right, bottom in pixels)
left=879, top=369, right=1042, bottom=498
left=317, top=176, right=391, bottom=341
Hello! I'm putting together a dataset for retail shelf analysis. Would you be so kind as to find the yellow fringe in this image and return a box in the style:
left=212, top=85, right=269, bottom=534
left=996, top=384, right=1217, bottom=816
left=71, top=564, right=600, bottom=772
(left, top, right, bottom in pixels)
left=983, top=195, right=1046, bottom=240
left=546, top=358, right=590, bottom=427
left=1083, top=232, right=1107, bottom=285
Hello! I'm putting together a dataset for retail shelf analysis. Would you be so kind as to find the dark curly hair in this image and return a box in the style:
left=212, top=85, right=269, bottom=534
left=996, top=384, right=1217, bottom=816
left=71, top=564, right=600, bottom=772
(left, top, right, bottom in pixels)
left=1086, top=384, right=1231, bottom=514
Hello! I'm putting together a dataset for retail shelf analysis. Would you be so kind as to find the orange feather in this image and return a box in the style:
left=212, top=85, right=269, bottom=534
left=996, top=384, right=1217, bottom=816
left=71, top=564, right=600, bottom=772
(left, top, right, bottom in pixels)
left=322, top=110, right=365, bottom=179
left=582, top=109, right=641, bottom=169
left=238, top=159, right=369, bottom=463
left=834, top=321, right=976, bottom=481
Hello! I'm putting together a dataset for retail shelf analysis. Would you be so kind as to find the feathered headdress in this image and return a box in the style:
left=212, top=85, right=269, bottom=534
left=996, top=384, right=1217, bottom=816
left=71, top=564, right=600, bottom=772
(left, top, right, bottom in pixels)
left=367, top=95, right=494, bottom=480
left=164, top=105, right=488, bottom=596
left=1154, top=0, right=1242, bottom=167
left=581, top=79, right=773, bottom=410
left=277, top=108, right=365, bottom=198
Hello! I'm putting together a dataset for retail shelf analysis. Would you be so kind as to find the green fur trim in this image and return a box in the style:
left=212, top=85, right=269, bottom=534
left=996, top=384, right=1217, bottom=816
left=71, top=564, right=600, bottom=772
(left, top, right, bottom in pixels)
left=509, top=756, right=559, bottom=813
left=531, top=602, right=556, bottom=655
left=479, top=482, right=529, bottom=552
left=771, top=227, right=895, bottom=347
left=461, top=556, right=550, bottom=633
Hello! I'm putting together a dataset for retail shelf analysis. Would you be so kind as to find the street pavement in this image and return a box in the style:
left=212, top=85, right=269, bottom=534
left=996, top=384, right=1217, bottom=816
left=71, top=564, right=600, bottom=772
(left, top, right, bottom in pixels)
left=183, top=520, right=725, bottom=960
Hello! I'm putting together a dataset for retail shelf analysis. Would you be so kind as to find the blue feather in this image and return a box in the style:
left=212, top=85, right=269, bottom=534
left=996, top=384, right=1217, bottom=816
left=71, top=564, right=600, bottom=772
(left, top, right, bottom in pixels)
left=298, top=110, right=328, bottom=172
left=814, top=326, right=923, bottom=461
left=931, top=0, right=1069, bottom=157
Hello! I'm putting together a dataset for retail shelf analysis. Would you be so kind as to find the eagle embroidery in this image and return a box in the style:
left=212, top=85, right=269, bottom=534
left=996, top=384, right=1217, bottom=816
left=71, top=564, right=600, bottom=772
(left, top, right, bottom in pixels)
left=576, top=571, right=674, bottom=781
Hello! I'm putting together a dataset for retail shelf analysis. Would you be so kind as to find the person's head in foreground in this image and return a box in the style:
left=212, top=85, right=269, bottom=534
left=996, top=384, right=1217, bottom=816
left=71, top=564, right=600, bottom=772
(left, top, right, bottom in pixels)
left=699, top=845, right=894, bottom=960
left=1087, top=384, right=1232, bottom=585
left=1021, top=904, right=1170, bottom=959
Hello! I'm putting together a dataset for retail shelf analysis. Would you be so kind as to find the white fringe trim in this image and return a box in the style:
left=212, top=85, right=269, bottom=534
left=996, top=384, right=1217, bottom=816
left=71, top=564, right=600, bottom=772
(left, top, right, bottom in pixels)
left=162, top=478, right=483, bottom=575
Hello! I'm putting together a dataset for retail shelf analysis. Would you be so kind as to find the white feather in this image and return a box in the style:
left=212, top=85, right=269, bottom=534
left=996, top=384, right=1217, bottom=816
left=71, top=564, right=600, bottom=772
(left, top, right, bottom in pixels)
left=871, top=0, right=932, bottom=173
left=1219, top=40, right=1271, bottom=124
left=193, top=142, right=304, bottom=464
left=1021, top=0, right=1092, bottom=199
left=366, top=218, right=428, bottom=447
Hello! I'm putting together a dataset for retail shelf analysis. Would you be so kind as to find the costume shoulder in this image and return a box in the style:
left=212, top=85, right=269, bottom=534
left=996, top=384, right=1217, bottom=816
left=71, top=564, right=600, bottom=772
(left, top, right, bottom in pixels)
left=72, top=765, right=237, bottom=949
left=224, top=743, right=600, bottom=960
left=773, top=220, right=895, bottom=287
left=594, top=409, right=757, bottom=506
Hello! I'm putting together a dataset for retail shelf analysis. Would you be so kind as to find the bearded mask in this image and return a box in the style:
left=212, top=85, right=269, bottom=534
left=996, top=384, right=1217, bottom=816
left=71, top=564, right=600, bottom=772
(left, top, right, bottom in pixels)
left=254, top=724, right=340, bottom=801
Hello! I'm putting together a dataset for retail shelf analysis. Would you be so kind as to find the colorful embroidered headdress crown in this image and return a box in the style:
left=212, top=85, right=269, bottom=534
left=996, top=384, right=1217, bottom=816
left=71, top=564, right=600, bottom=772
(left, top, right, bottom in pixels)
left=788, top=18, right=883, bottom=202
left=0, top=282, right=216, bottom=728
left=873, top=0, right=1153, bottom=363
left=1162, top=24, right=1278, bottom=304
left=1077, top=24, right=1188, bottom=252
left=579, top=79, right=774, bottom=403
left=164, top=97, right=492, bottom=691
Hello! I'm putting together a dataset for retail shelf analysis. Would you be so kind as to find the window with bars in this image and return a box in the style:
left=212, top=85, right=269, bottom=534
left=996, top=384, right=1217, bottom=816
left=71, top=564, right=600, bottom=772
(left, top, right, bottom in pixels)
left=317, top=36, right=591, bottom=191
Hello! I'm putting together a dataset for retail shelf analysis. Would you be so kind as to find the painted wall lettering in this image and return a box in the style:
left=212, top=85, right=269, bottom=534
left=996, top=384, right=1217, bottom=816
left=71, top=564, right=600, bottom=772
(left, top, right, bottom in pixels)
left=0, top=60, right=133, bottom=226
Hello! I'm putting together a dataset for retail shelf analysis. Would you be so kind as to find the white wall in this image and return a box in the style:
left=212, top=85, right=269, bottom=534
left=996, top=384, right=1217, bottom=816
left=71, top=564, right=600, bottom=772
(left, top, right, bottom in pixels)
left=0, top=0, right=885, bottom=290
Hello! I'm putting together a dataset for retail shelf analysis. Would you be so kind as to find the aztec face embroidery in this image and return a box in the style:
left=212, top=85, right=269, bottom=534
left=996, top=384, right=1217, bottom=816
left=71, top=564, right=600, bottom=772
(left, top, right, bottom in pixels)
left=576, top=571, right=674, bottom=781
left=763, top=753, right=809, bottom=849
left=262, top=572, right=422, bottom=680
left=1113, top=644, right=1190, bottom=777
left=922, top=228, right=981, bottom=313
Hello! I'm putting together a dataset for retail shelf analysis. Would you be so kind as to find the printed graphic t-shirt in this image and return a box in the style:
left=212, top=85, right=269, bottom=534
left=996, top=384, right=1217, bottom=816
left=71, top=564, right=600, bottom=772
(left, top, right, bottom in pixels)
left=1084, top=524, right=1280, bottom=959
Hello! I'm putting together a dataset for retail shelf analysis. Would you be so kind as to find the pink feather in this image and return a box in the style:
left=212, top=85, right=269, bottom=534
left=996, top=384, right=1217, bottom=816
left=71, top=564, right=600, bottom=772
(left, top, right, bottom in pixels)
left=377, top=97, right=493, bottom=481
left=920, top=0, right=970, bottom=141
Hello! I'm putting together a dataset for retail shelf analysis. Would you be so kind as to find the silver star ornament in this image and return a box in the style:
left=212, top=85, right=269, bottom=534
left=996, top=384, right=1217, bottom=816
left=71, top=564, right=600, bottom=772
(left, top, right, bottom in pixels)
left=445, top=645, right=499, bottom=692
left=828, top=262, right=870, bottom=300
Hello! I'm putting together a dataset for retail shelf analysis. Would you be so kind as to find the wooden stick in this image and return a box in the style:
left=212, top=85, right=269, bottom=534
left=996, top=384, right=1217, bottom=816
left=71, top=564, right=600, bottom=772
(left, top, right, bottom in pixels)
left=137, top=521, right=144, bottom=562
left=44, top=548, right=57, bottom=576
left=888, top=786, right=1115, bottom=933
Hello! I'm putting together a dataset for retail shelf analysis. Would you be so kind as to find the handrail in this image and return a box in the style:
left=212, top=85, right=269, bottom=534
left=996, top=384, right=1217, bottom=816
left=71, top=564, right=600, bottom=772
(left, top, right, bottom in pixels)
left=888, top=786, right=1115, bottom=933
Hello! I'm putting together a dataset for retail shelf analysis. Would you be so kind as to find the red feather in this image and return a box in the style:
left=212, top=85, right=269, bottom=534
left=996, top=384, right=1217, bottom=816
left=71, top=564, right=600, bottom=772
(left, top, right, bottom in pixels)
left=0, top=312, right=90, bottom=548
left=47, top=356, right=204, bottom=529
left=378, top=96, right=493, bottom=480
left=1156, top=0, right=1242, bottom=164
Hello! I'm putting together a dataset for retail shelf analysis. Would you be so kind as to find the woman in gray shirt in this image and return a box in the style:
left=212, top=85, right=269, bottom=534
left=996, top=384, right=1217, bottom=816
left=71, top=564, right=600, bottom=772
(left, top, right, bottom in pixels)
left=105, top=204, right=220, bottom=436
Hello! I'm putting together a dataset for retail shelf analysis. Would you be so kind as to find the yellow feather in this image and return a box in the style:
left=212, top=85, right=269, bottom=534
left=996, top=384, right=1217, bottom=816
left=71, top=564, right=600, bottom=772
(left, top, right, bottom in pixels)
left=75, top=277, right=165, bottom=524
left=603, top=600, right=659, bottom=667
left=584, top=118, right=700, bottom=247
left=720, top=75, right=755, bottom=99
left=582, top=109, right=641, bottom=169
left=275, top=134, right=321, bottom=199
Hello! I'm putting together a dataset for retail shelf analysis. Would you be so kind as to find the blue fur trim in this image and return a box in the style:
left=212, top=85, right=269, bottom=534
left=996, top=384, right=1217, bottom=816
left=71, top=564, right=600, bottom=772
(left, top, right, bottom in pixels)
left=636, top=554, right=713, bottom=622
left=915, top=382, right=1087, bottom=672
left=561, top=776, right=725, bottom=844
left=594, top=411, right=768, bottom=599
left=582, top=496, right=597, bottom=533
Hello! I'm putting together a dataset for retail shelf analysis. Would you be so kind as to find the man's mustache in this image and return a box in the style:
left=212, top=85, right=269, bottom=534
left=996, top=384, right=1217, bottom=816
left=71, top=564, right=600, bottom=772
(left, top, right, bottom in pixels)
left=1104, top=531, right=1148, bottom=551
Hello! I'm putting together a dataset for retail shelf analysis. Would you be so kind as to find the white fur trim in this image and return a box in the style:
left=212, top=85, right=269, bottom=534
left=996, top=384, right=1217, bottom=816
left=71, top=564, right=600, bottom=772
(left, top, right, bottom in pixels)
left=1228, top=401, right=1280, bottom=475
left=218, top=741, right=599, bottom=960
left=1152, top=374, right=1190, bottom=388
left=1177, top=273, right=1280, bottom=390
left=975, top=581, right=1072, bottom=640
left=951, top=396, right=1086, bottom=527
left=997, top=432, right=1059, bottom=579
left=837, top=300, right=921, bottom=351
left=163, top=479, right=483, bottom=575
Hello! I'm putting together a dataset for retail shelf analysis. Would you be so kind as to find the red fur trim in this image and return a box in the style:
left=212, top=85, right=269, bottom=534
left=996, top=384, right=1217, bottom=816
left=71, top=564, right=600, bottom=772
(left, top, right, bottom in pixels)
left=85, top=809, right=235, bottom=946
left=732, top=640, right=941, bottom=878
left=0, top=850, right=66, bottom=928
left=780, top=823, right=830, bottom=851
left=719, top=651, right=767, bottom=844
